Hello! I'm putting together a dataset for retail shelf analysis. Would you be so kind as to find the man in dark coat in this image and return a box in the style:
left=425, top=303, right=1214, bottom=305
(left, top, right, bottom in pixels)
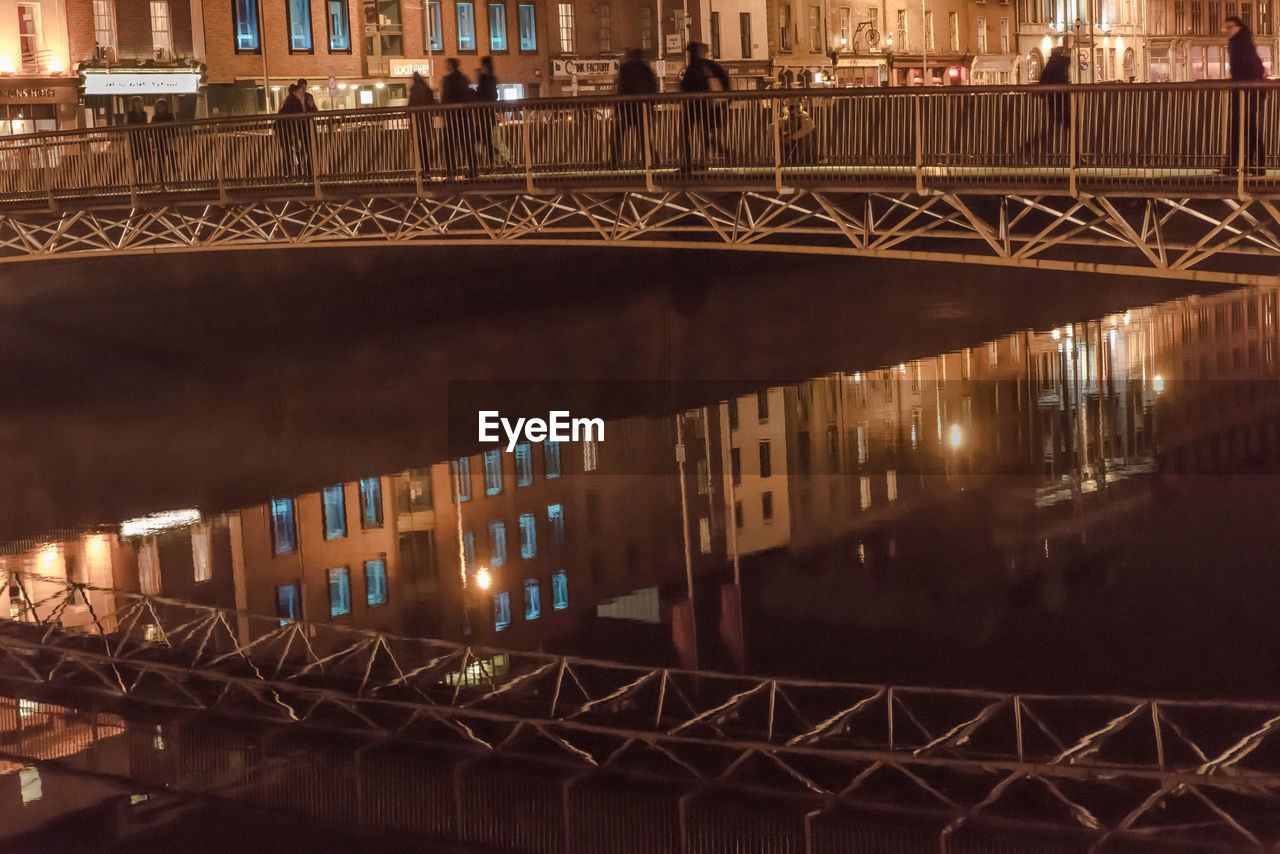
left=475, top=57, right=501, bottom=168
left=1023, top=45, right=1071, bottom=155
left=441, top=58, right=478, bottom=178
left=609, top=48, right=660, bottom=168
left=408, top=72, right=436, bottom=175
left=1224, top=15, right=1267, bottom=173
left=680, top=41, right=732, bottom=170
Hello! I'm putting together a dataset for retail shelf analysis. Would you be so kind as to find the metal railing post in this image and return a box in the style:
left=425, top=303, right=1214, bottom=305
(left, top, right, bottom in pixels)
left=772, top=97, right=784, bottom=192
left=522, top=105, right=537, bottom=195
left=643, top=101, right=657, bottom=192
left=1237, top=87, right=1247, bottom=200
left=308, top=117, right=323, bottom=200
left=913, top=95, right=925, bottom=195
left=123, top=130, right=139, bottom=209
left=1068, top=89, right=1079, bottom=198
left=40, top=142, right=55, bottom=211
left=409, top=109, right=426, bottom=197
left=214, top=126, right=228, bottom=204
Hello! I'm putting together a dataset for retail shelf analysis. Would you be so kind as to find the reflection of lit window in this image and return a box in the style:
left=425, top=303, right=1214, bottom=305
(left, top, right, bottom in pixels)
left=328, top=567, right=351, bottom=617
left=887, top=469, right=898, bottom=502
left=515, top=443, right=533, bottom=485
left=552, top=571, right=568, bottom=609
left=271, top=499, right=297, bottom=553
left=277, top=583, right=300, bottom=623
left=192, top=523, right=212, bottom=583
left=860, top=476, right=871, bottom=510
left=544, top=441, right=561, bottom=478
left=18, top=699, right=37, bottom=718
left=547, top=504, right=564, bottom=547
left=494, top=591, right=511, bottom=630
left=19, top=766, right=40, bottom=804
left=462, top=531, right=475, bottom=571
left=144, top=623, right=162, bottom=642
left=699, top=517, right=711, bottom=553
left=759, top=441, right=772, bottom=478
left=454, top=457, right=472, bottom=501
left=365, top=559, right=387, bottom=606
left=519, top=513, right=536, bottom=559
left=138, top=537, right=160, bottom=595
left=322, top=485, right=347, bottom=540
left=856, top=424, right=868, bottom=464
left=489, top=521, right=507, bottom=567
left=484, top=450, right=503, bottom=495
left=524, top=578, right=540, bottom=620
left=697, top=458, right=709, bottom=494
left=762, top=491, right=773, bottom=521
left=582, top=439, right=598, bottom=472
left=359, top=477, right=383, bottom=528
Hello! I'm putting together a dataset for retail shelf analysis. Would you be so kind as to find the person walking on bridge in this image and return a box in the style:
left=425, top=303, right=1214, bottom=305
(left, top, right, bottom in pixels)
left=1022, top=45, right=1071, bottom=157
left=680, top=41, right=731, bottom=172
left=1222, top=15, right=1267, bottom=176
left=150, top=98, right=176, bottom=188
left=475, top=57, right=507, bottom=169
left=609, top=48, right=660, bottom=169
left=442, top=58, right=478, bottom=179
left=408, top=71, right=436, bottom=176
left=124, top=97, right=151, bottom=184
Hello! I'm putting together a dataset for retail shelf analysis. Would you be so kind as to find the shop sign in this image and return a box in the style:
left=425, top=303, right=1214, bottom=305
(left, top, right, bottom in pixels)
left=389, top=60, right=433, bottom=78
left=83, top=71, right=201, bottom=95
left=552, top=58, right=619, bottom=79
left=0, top=86, right=58, bottom=101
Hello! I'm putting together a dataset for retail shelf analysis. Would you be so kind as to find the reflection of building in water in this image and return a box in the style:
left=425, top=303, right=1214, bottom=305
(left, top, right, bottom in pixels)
left=719, top=388, right=791, bottom=556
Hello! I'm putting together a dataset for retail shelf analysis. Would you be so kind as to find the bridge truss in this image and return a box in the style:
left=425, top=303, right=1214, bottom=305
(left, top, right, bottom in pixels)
left=0, top=190, right=1278, bottom=286
left=5, top=580, right=1280, bottom=852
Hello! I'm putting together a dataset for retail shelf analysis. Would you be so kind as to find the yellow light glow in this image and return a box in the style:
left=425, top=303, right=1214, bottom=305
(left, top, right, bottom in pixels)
left=84, top=534, right=110, bottom=574
left=948, top=424, right=964, bottom=449
left=46, top=57, right=64, bottom=73
left=0, top=56, right=14, bottom=74
left=1153, top=375, right=1165, bottom=393
left=36, top=545, right=61, bottom=578
left=1051, top=329, right=1061, bottom=340
left=476, top=568, right=492, bottom=590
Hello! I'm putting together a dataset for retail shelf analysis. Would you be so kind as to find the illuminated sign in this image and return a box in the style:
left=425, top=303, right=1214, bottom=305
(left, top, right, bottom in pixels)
left=551, top=58, right=620, bottom=79
left=389, top=60, right=433, bottom=78
left=0, top=87, right=56, bottom=100
left=83, top=71, right=201, bottom=96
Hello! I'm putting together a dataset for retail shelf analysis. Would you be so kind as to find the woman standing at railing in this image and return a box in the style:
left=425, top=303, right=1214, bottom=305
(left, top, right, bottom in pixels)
left=151, top=99, right=176, bottom=189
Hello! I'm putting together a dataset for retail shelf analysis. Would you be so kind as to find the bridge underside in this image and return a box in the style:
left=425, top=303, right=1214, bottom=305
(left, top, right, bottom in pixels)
left=2, top=190, right=1278, bottom=285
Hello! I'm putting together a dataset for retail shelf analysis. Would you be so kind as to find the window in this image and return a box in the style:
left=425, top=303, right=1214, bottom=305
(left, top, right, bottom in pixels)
left=359, top=477, right=383, bottom=528
left=544, top=441, right=561, bottom=478
left=150, top=1, right=173, bottom=56
left=192, top=524, right=212, bottom=583
left=462, top=530, right=475, bottom=570
left=457, top=1, right=476, bottom=49
left=323, top=485, right=347, bottom=539
left=599, top=1, right=611, bottom=52
left=552, top=570, right=568, bottom=609
left=839, top=6, right=850, bottom=47
left=455, top=457, right=472, bottom=501
left=809, top=6, right=821, bottom=49
left=17, top=3, right=40, bottom=60
left=583, top=439, right=598, bottom=471
left=490, top=520, right=507, bottom=566
left=233, top=0, right=259, bottom=49
left=365, top=559, right=387, bottom=605
left=711, top=11, right=720, bottom=56
left=524, top=579, right=541, bottom=619
left=1260, top=0, right=1272, bottom=33
left=734, top=500, right=743, bottom=528
left=697, top=458, right=710, bottom=494
left=19, top=767, right=41, bottom=804
left=699, top=517, right=711, bottom=553
left=488, top=2, right=507, bottom=49
left=976, top=16, right=986, bottom=53
left=762, top=491, right=774, bottom=521
left=759, top=440, right=772, bottom=478
left=1174, top=0, right=1186, bottom=31
left=1242, top=0, right=1253, bottom=27
left=924, top=10, right=933, bottom=51
left=728, top=399, right=739, bottom=431
left=427, top=1, right=443, bottom=49
left=93, top=1, right=117, bottom=52
left=740, top=11, right=752, bottom=56
left=547, top=504, right=565, bottom=547
left=730, top=447, right=741, bottom=485
left=856, top=423, right=868, bottom=464
left=271, top=498, right=297, bottom=554
left=287, top=0, right=312, bottom=50
left=329, top=567, right=351, bottom=617
left=780, top=3, right=792, bottom=49
left=484, top=450, right=503, bottom=495
left=948, top=11, right=958, bottom=50
left=860, top=476, right=871, bottom=510
left=515, top=443, right=533, bottom=485
left=558, top=2, right=575, bottom=52
left=999, top=17, right=1009, bottom=53
left=494, top=591, right=511, bottom=630
left=896, top=9, right=907, bottom=51
left=887, top=469, right=898, bottom=502
left=519, top=513, right=537, bottom=558
left=757, top=390, right=769, bottom=421
left=640, top=6, right=653, bottom=49
left=328, top=0, right=350, bottom=49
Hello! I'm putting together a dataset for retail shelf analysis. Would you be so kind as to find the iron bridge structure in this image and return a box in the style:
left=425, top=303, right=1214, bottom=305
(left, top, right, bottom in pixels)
left=0, top=83, right=1278, bottom=284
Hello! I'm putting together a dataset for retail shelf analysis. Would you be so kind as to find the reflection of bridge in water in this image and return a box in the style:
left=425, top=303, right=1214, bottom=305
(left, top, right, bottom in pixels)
left=1, top=84, right=1280, bottom=283
left=4, top=581, right=1280, bottom=853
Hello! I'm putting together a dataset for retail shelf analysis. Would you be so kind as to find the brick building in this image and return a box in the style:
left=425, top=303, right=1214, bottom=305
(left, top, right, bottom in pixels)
left=0, top=0, right=81, bottom=130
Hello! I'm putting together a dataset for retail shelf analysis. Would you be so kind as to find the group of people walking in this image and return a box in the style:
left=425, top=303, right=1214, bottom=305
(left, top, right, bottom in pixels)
left=407, top=56, right=508, bottom=179
left=124, top=96, right=176, bottom=186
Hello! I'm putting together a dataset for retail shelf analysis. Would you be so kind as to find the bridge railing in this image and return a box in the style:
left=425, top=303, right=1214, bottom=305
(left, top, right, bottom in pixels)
left=0, top=80, right=1276, bottom=208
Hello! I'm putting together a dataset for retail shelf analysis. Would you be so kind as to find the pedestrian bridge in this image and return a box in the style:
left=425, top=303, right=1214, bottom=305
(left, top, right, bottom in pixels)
left=0, top=82, right=1278, bottom=284
left=5, top=578, right=1280, bottom=852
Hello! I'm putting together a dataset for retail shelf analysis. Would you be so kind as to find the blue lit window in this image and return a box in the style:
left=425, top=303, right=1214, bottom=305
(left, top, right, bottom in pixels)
left=322, top=485, right=347, bottom=540
left=277, top=582, right=300, bottom=623
left=271, top=498, right=297, bottom=554
left=494, top=591, right=511, bottom=630
left=365, top=559, right=387, bottom=606
left=547, top=504, right=564, bottom=547
left=327, top=0, right=349, bottom=49
left=455, top=457, right=471, bottom=502
left=518, top=3, right=536, bottom=50
left=457, top=2, right=476, bottom=50
left=287, top=0, right=312, bottom=50
left=328, top=567, right=351, bottom=617
left=461, top=530, right=475, bottom=572
left=552, top=571, right=568, bottom=610
left=524, top=578, right=541, bottom=619
left=234, top=0, right=260, bottom=50
left=519, top=513, right=536, bottom=558
left=427, top=1, right=443, bottom=50
left=489, top=521, right=506, bottom=567
left=544, top=441, right=561, bottom=478
left=489, top=3, right=507, bottom=50
left=484, top=450, right=503, bottom=495
left=515, top=442, right=533, bottom=486
left=359, top=477, right=383, bottom=528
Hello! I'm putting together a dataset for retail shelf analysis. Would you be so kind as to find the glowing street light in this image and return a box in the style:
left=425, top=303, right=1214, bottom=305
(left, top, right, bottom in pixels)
left=948, top=424, right=964, bottom=449
left=476, top=567, right=492, bottom=590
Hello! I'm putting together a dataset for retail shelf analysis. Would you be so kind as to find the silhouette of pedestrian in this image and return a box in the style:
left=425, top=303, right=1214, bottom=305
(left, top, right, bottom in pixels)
left=1223, top=15, right=1267, bottom=175
left=475, top=56, right=503, bottom=169
left=442, top=58, right=478, bottom=179
left=276, top=83, right=308, bottom=177
left=408, top=71, right=436, bottom=175
left=609, top=48, right=659, bottom=169
left=125, top=96, right=150, bottom=183
left=151, top=98, right=176, bottom=186
left=1024, top=45, right=1071, bottom=156
left=680, top=41, right=731, bottom=171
